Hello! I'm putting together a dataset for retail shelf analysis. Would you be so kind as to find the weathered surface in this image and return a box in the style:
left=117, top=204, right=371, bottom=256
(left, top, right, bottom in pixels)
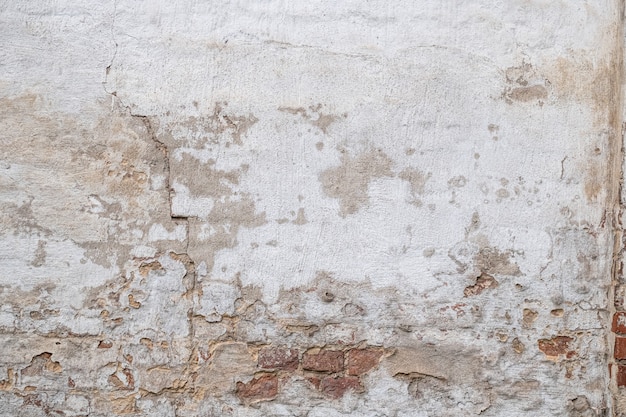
left=0, top=1, right=624, bottom=415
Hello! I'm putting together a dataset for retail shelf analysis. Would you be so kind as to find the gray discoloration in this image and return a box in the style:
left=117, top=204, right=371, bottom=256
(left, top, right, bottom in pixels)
left=207, top=197, right=266, bottom=229
left=399, top=167, right=431, bottom=203
left=506, top=85, right=548, bottom=102
left=448, top=176, right=467, bottom=188
left=173, top=154, right=242, bottom=198
left=319, top=149, right=393, bottom=216
left=279, top=104, right=342, bottom=134
left=292, top=208, right=308, bottom=225
left=30, top=240, right=47, bottom=267
left=386, top=342, right=484, bottom=396
left=503, top=62, right=548, bottom=104
left=188, top=196, right=266, bottom=272
left=496, top=188, right=510, bottom=198
left=475, top=246, right=521, bottom=276
left=165, top=102, right=258, bottom=147
left=466, top=212, right=481, bottom=235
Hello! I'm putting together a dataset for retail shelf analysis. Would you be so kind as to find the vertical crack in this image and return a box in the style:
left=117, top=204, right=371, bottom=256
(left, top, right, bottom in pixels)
left=136, top=115, right=172, bottom=209
left=103, top=0, right=119, bottom=98
left=137, top=115, right=197, bottom=348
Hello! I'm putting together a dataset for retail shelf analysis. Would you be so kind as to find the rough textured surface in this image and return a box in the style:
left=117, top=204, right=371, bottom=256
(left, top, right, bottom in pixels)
left=1, top=1, right=625, bottom=416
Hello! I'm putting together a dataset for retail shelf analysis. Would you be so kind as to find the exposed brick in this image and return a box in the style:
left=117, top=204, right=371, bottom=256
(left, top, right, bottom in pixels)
left=21, top=353, right=62, bottom=376
left=0, top=370, right=14, bottom=391
left=98, top=340, right=113, bottom=349
left=537, top=336, right=574, bottom=359
left=258, top=347, right=299, bottom=371
left=615, top=336, right=626, bottom=360
left=463, top=273, right=498, bottom=297
left=306, top=376, right=321, bottom=390
left=236, top=375, right=278, bottom=402
left=302, top=350, right=344, bottom=373
left=617, top=365, right=626, bottom=387
left=346, top=348, right=383, bottom=376
left=108, top=368, right=135, bottom=390
left=613, top=312, right=626, bottom=334
left=320, top=376, right=362, bottom=399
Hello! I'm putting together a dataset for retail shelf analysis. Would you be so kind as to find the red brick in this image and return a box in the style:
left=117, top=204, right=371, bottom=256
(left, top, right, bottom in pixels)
left=258, top=347, right=299, bottom=371
left=615, top=336, right=626, bottom=360
left=236, top=375, right=278, bottom=402
left=306, top=376, right=321, bottom=390
left=537, top=336, right=573, bottom=358
left=613, top=312, right=626, bottom=334
left=320, top=376, right=362, bottom=399
left=98, top=340, right=113, bottom=349
left=617, top=365, right=626, bottom=387
left=302, top=350, right=344, bottom=373
left=346, top=348, right=383, bottom=376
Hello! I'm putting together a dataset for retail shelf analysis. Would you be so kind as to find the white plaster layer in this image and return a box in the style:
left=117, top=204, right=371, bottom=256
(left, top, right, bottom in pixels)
left=0, top=1, right=622, bottom=416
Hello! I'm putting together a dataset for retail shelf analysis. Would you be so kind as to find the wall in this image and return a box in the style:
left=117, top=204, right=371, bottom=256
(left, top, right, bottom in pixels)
left=0, top=1, right=623, bottom=416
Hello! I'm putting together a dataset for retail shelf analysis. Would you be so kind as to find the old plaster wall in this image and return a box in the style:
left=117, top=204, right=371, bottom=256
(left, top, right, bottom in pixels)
left=0, top=1, right=624, bottom=416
